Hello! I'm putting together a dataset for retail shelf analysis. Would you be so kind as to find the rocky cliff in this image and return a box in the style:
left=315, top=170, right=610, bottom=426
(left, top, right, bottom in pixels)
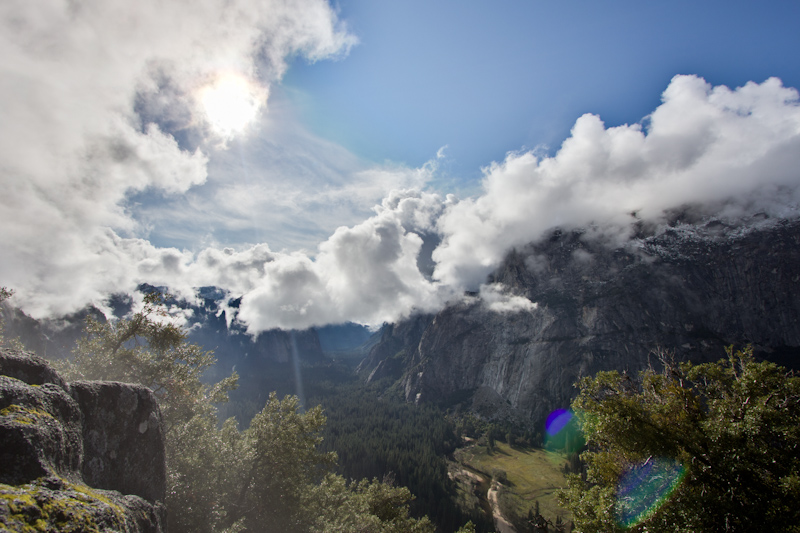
left=0, top=348, right=166, bottom=532
left=363, top=216, right=800, bottom=425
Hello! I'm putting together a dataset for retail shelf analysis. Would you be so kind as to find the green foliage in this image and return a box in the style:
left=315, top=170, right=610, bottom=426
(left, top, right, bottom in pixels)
left=305, top=474, right=436, bottom=533
left=558, top=346, right=800, bottom=532
left=0, top=286, right=24, bottom=351
left=313, top=383, right=480, bottom=531
left=224, top=393, right=336, bottom=531
left=166, top=413, right=246, bottom=532
left=455, top=521, right=477, bottom=533
left=0, top=286, right=11, bottom=341
left=57, top=292, right=240, bottom=532
left=486, top=431, right=495, bottom=453
left=448, top=411, right=487, bottom=439
left=61, top=292, right=237, bottom=430
left=491, top=468, right=507, bottom=484
left=59, top=291, right=451, bottom=533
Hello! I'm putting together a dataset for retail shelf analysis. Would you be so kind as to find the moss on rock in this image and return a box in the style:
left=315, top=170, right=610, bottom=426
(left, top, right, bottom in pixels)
left=0, top=403, right=55, bottom=425
left=0, top=478, right=129, bottom=532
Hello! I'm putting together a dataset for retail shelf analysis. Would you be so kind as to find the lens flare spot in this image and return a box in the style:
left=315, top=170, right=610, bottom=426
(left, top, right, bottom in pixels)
left=616, top=457, right=686, bottom=528
left=544, top=409, right=584, bottom=454
left=545, top=409, right=572, bottom=436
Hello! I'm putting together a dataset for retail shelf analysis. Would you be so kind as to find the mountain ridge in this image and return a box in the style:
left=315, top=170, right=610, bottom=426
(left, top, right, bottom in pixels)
left=361, top=215, right=800, bottom=425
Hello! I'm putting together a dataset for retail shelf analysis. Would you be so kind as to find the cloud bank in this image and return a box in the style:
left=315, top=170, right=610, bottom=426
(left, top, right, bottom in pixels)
left=433, top=75, right=800, bottom=289
left=2, top=0, right=800, bottom=336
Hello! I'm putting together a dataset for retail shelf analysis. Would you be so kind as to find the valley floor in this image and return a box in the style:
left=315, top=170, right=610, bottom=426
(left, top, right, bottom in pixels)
left=451, top=441, right=571, bottom=531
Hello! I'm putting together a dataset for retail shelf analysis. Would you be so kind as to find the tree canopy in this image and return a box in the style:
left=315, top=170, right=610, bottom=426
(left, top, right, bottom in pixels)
left=0, top=287, right=11, bottom=344
left=558, top=346, right=800, bottom=532
left=52, top=291, right=471, bottom=533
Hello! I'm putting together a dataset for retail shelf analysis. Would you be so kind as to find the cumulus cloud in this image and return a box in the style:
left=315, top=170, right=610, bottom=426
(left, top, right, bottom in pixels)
left=4, top=7, right=800, bottom=344
left=0, top=0, right=355, bottom=317
left=52, top=190, right=451, bottom=331
left=432, top=75, right=800, bottom=289
left=227, top=190, right=451, bottom=331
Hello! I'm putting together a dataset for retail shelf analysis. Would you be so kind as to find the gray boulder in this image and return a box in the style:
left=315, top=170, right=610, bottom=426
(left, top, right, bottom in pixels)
left=71, top=380, right=166, bottom=503
left=0, top=375, right=83, bottom=486
left=0, top=348, right=166, bottom=532
left=0, top=349, right=68, bottom=390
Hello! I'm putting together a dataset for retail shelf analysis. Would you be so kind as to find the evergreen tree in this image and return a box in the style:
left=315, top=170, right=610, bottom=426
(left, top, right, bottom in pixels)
left=223, top=393, right=335, bottom=531
left=56, top=291, right=459, bottom=533
left=0, top=287, right=12, bottom=344
left=0, top=287, right=24, bottom=350
left=558, top=346, right=800, bottom=532
left=58, top=292, right=240, bottom=531
left=306, top=474, right=436, bottom=532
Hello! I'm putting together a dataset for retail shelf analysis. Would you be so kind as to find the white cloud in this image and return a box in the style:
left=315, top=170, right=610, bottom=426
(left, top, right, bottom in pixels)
left=0, top=0, right=355, bottom=318
left=432, top=75, right=800, bottom=289
left=235, top=190, right=451, bottom=331
left=478, top=284, right=537, bottom=314
left=4, top=6, right=800, bottom=345
left=125, top=108, right=439, bottom=253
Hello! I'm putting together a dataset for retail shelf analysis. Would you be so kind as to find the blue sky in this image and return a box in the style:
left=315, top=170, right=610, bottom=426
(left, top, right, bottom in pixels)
left=282, top=0, right=800, bottom=185
left=2, top=0, right=800, bottom=330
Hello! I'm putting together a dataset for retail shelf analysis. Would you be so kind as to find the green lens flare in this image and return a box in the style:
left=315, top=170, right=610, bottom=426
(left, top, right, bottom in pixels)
left=616, top=457, right=686, bottom=528
left=543, top=408, right=585, bottom=454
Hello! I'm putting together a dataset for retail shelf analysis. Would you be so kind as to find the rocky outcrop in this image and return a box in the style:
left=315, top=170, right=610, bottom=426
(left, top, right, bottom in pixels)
left=71, top=381, right=166, bottom=504
left=368, top=217, right=800, bottom=425
left=0, top=348, right=166, bottom=532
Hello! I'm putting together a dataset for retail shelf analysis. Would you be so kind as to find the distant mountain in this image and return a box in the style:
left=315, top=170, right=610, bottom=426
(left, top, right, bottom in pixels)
left=360, top=215, right=800, bottom=426
left=1, top=284, right=372, bottom=414
left=314, top=323, right=372, bottom=352
left=0, top=305, right=102, bottom=360
left=1, top=286, right=326, bottom=365
left=9, top=214, right=800, bottom=429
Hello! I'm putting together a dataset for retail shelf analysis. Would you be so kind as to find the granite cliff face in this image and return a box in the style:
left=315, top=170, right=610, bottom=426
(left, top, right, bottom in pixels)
left=363, top=217, right=800, bottom=425
left=0, top=348, right=166, bottom=532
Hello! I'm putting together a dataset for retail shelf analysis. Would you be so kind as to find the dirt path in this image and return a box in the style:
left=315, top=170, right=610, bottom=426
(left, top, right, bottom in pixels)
left=450, top=449, right=517, bottom=533
left=486, top=481, right=516, bottom=533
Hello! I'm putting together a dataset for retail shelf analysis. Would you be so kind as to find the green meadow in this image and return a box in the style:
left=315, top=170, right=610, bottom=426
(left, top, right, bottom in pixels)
left=453, top=441, right=572, bottom=528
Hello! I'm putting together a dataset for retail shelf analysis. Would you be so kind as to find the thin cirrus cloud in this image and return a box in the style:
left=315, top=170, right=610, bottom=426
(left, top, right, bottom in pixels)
left=125, top=110, right=435, bottom=254
left=2, top=1, right=800, bottom=333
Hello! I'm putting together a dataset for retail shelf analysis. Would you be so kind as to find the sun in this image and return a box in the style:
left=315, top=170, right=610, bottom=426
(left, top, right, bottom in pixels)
left=199, top=74, right=267, bottom=138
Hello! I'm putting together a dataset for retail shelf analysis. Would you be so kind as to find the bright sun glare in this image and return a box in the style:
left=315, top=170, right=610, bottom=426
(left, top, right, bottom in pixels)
left=199, top=74, right=266, bottom=138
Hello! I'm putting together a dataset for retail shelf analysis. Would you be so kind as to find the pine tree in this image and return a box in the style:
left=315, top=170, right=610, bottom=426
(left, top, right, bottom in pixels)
left=558, top=346, right=800, bottom=532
